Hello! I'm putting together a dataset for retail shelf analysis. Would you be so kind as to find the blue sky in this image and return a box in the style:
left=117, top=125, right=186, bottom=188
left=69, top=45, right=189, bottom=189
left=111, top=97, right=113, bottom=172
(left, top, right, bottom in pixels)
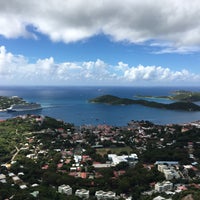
left=0, top=0, right=200, bottom=86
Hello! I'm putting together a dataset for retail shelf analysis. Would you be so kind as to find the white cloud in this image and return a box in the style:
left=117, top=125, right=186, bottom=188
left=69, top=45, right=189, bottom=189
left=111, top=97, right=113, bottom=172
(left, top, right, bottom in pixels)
left=124, top=65, right=199, bottom=84
left=1, top=0, right=200, bottom=53
left=0, top=46, right=199, bottom=85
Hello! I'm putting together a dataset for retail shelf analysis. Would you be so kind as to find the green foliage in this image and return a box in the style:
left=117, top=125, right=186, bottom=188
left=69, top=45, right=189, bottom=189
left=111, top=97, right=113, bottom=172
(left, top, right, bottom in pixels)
left=0, top=96, right=26, bottom=109
left=114, top=161, right=129, bottom=170
left=40, top=116, right=73, bottom=130
left=172, top=189, right=200, bottom=200
left=141, top=147, right=189, bottom=164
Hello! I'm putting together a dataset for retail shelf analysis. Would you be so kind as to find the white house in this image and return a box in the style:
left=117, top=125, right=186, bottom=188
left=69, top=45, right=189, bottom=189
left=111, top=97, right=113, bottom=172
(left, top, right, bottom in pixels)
left=75, top=189, right=89, bottom=199
left=74, top=155, right=82, bottom=163
left=0, top=174, right=6, bottom=183
left=58, top=184, right=72, bottom=195
left=95, top=190, right=116, bottom=199
left=155, top=181, right=173, bottom=193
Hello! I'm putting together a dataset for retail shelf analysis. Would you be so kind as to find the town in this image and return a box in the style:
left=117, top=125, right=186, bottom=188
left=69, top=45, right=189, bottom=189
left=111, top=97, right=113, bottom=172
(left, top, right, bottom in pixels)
left=0, top=115, right=200, bottom=200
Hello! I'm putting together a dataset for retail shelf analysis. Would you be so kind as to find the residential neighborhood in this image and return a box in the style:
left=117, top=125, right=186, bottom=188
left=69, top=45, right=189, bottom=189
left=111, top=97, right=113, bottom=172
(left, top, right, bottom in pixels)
left=0, top=115, right=200, bottom=199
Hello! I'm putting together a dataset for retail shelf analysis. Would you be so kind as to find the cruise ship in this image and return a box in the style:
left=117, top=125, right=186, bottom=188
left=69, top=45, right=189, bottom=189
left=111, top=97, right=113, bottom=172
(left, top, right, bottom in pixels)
left=7, top=103, right=42, bottom=112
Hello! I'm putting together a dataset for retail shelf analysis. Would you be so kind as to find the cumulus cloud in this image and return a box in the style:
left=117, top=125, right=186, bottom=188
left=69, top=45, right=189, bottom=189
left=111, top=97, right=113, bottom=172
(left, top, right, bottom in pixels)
left=0, top=46, right=199, bottom=86
left=124, top=65, right=199, bottom=83
left=0, top=0, right=200, bottom=53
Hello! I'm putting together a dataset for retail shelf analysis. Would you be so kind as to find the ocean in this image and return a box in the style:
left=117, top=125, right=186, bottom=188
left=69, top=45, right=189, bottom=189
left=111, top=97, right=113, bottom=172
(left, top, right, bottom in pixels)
left=0, top=86, right=200, bottom=126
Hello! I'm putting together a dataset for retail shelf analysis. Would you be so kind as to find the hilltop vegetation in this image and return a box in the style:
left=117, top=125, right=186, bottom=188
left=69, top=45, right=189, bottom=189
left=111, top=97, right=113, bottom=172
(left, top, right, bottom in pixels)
left=89, top=95, right=200, bottom=111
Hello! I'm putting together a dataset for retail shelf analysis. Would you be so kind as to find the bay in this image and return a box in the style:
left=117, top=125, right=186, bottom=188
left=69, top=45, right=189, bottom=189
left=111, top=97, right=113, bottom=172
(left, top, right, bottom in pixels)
left=0, top=86, right=200, bottom=126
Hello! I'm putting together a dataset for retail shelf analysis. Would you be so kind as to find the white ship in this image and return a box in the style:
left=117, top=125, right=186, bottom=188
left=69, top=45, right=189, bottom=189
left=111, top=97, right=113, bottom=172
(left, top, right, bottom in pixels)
left=7, top=103, right=42, bottom=112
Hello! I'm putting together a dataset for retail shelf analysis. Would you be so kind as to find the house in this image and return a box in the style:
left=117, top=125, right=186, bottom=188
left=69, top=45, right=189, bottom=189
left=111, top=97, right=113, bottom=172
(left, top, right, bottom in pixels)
left=93, top=163, right=111, bottom=168
left=113, top=170, right=126, bottom=178
left=12, top=176, right=21, bottom=184
left=42, top=164, right=49, bottom=170
left=20, top=184, right=27, bottom=189
left=8, top=172, right=15, bottom=177
left=0, top=174, right=6, bottom=180
left=163, top=168, right=180, bottom=180
left=157, top=164, right=180, bottom=180
left=0, top=174, right=6, bottom=183
left=30, top=191, right=39, bottom=198
left=31, top=183, right=39, bottom=187
left=95, top=190, right=116, bottom=200
left=18, top=172, right=24, bottom=176
left=58, top=184, right=72, bottom=195
left=74, top=155, right=82, bottom=163
left=75, top=189, right=89, bottom=199
left=155, top=181, right=173, bottom=193
left=153, top=196, right=172, bottom=200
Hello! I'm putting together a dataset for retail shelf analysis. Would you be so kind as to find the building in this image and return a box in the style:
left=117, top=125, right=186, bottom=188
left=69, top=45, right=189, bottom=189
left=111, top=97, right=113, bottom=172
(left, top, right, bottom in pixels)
left=157, top=164, right=168, bottom=173
left=153, top=196, right=172, bottom=200
left=75, top=189, right=89, bottom=199
left=20, top=184, right=27, bottom=189
left=0, top=174, right=6, bottom=183
left=108, top=154, right=138, bottom=166
left=163, top=169, right=174, bottom=180
left=12, top=176, right=21, bottom=184
left=58, top=184, right=72, bottom=195
left=74, top=155, right=82, bottom=163
left=155, top=161, right=179, bottom=166
left=95, top=190, right=116, bottom=200
left=155, top=181, right=173, bottom=193
left=157, top=164, right=180, bottom=180
left=163, top=168, right=180, bottom=180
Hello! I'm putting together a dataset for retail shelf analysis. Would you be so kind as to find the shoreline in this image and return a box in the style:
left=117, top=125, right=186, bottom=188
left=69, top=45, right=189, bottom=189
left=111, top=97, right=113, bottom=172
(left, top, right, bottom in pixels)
left=0, top=113, right=200, bottom=127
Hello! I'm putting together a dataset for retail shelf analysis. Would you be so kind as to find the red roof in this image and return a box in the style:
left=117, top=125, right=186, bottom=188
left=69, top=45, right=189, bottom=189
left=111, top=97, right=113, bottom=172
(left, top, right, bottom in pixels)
left=177, top=185, right=187, bottom=191
left=80, top=172, right=87, bottom=179
left=42, top=165, right=49, bottom=170
left=57, top=163, right=63, bottom=169
left=113, top=170, right=126, bottom=178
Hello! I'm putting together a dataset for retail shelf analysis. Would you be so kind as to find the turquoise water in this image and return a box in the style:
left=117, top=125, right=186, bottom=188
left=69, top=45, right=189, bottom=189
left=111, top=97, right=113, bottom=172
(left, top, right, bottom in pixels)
left=0, top=86, right=200, bottom=126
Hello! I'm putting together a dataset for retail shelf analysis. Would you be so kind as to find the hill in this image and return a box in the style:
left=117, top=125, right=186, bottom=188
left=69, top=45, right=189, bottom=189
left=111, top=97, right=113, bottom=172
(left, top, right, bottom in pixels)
left=89, top=95, right=200, bottom=111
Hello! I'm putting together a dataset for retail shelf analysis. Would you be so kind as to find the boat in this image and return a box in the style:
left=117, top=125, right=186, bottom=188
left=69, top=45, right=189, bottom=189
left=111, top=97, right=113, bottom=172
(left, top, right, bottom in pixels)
left=7, top=103, right=42, bottom=112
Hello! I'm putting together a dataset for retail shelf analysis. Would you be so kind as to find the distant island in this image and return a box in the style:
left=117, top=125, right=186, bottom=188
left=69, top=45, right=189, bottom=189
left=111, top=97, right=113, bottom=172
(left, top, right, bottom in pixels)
left=89, top=95, right=200, bottom=111
left=135, top=90, right=200, bottom=102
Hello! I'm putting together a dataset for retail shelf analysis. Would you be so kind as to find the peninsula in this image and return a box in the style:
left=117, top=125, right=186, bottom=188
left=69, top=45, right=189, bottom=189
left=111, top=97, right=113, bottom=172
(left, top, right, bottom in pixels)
left=0, top=96, right=42, bottom=112
left=0, top=96, right=26, bottom=111
left=89, top=95, right=200, bottom=111
left=135, top=90, right=200, bottom=102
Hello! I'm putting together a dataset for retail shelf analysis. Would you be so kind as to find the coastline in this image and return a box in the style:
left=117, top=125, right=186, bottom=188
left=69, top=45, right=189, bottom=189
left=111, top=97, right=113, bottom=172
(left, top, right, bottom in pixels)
left=0, top=86, right=200, bottom=126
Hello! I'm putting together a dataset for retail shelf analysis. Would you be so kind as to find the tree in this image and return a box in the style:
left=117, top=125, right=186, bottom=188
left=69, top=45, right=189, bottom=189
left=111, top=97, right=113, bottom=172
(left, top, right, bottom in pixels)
left=114, top=162, right=129, bottom=171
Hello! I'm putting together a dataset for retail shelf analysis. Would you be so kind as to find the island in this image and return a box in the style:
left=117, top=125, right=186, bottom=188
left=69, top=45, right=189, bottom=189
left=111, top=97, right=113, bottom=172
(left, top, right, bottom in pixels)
left=135, top=90, right=200, bottom=102
left=89, top=94, right=200, bottom=111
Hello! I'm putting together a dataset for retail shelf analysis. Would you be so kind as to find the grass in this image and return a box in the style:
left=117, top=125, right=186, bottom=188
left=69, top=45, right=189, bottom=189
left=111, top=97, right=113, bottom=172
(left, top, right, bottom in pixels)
left=96, top=146, right=133, bottom=156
